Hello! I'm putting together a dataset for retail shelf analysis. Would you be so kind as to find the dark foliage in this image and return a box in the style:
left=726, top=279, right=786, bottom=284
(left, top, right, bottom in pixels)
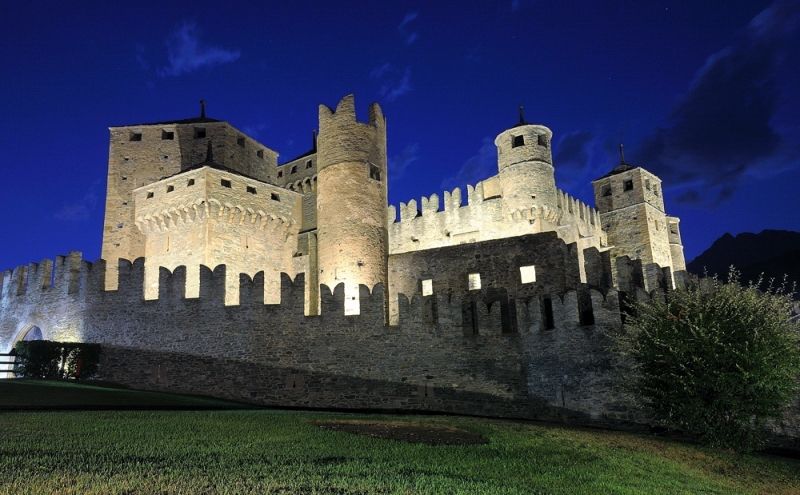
left=14, top=340, right=101, bottom=380
left=615, top=270, right=800, bottom=450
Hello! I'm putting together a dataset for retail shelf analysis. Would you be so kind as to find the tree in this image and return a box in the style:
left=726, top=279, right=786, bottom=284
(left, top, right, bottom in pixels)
left=616, top=270, right=800, bottom=450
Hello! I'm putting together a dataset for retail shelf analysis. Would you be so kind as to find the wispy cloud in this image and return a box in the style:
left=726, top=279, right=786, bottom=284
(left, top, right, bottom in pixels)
left=158, top=22, right=241, bottom=77
left=55, top=183, right=100, bottom=222
left=372, top=64, right=413, bottom=102
left=636, top=0, right=800, bottom=206
left=398, top=11, right=419, bottom=45
left=441, top=137, right=496, bottom=191
left=390, top=143, right=420, bottom=181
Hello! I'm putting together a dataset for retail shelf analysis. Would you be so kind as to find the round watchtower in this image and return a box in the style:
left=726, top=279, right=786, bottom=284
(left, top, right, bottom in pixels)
left=494, top=109, right=558, bottom=220
left=316, top=95, right=388, bottom=315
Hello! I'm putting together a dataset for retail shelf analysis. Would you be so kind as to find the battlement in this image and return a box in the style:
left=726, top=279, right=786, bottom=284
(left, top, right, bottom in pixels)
left=555, top=188, right=602, bottom=237
left=0, top=250, right=668, bottom=332
left=317, top=95, right=386, bottom=170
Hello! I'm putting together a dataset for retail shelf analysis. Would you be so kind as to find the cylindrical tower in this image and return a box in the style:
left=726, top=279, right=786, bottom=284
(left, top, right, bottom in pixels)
left=316, top=94, right=388, bottom=315
left=494, top=114, right=558, bottom=223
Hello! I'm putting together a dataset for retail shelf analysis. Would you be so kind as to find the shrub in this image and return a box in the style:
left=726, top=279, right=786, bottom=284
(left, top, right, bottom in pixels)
left=14, top=341, right=101, bottom=380
left=616, top=270, right=800, bottom=450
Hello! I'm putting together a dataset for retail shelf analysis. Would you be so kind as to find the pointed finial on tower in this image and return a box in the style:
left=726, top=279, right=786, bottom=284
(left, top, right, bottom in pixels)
left=205, top=139, right=213, bottom=163
left=619, top=143, right=626, bottom=164
left=518, top=105, right=526, bottom=126
left=200, top=99, right=206, bottom=119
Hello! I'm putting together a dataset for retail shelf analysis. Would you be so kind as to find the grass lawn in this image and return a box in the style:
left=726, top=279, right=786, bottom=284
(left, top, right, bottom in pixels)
left=0, top=381, right=798, bottom=494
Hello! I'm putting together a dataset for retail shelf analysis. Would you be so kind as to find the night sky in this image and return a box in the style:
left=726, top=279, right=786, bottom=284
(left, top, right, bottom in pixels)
left=1, top=0, right=799, bottom=270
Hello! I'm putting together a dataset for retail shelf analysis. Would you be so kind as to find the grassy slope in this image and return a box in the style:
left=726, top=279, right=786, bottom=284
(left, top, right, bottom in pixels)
left=0, top=381, right=798, bottom=494
left=0, top=379, right=247, bottom=410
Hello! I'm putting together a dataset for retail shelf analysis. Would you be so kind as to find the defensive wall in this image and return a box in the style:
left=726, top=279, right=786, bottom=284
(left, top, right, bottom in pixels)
left=1, top=238, right=796, bottom=444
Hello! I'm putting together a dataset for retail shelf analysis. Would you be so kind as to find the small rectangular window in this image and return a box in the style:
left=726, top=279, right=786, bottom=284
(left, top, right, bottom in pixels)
left=602, top=185, right=611, bottom=197
left=512, top=135, right=525, bottom=148
left=221, top=179, right=231, bottom=188
left=421, top=279, right=433, bottom=296
left=623, top=180, right=634, bottom=191
left=537, top=134, right=548, bottom=147
left=257, top=149, right=264, bottom=159
left=237, top=136, right=245, bottom=147
left=271, top=193, right=280, bottom=201
left=520, top=265, right=536, bottom=284
left=146, top=192, right=154, bottom=199
left=247, top=186, right=257, bottom=195
left=369, top=164, right=381, bottom=181
left=468, top=273, right=481, bottom=291
left=117, top=223, right=124, bottom=229
left=161, top=130, right=174, bottom=140
left=645, top=179, right=651, bottom=190
left=166, top=185, right=174, bottom=193
left=306, top=160, right=313, bottom=169
left=194, top=127, right=206, bottom=139
left=290, top=165, right=297, bottom=174
left=187, top=179, right=195, bottom=186
left=277, top=170, right=283, bottom=178
left=130, top=132, right=142, bottom=142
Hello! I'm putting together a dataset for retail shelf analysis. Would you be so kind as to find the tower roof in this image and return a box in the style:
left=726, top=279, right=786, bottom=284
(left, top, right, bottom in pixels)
left=597, top=144, right=636, bottom=179
left=112, top=99, right=223, bottom=127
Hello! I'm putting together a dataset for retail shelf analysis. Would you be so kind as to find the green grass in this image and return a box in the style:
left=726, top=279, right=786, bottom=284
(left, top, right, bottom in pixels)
left=0, top=381, right=798, bottom=494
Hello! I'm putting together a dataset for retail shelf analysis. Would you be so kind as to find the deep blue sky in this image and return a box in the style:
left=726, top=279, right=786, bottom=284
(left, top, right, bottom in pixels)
left=1, top=0, right=799, bottom=270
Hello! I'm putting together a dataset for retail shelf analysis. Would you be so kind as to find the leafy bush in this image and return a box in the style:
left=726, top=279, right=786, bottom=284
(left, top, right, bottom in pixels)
left=14, top=341, right=101, bottom=380
left=616, top=270, right=800, bottom=450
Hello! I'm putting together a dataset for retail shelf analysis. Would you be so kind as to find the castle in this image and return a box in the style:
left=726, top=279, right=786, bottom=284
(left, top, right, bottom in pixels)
left=99, top=95, right=686, bottom=319
left=5, top=94, right=765, bottom=437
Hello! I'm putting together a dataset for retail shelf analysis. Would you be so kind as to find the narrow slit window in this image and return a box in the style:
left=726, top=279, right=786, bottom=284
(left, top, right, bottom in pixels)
left=511, top=135, right=525, bottom=148
left=277, top=170, right=283, bottom=178
left=421, top=279, right=433, bottom=296
left=369, top=164, right=381, bottom=181
left=520, top=265, right=536, bottom=284
left=161, top=130, right=174, bottom=140
left=221, top=179, right=232, bottom=188
left=271, top=193, right=280, bottom=201
left=129, top=132, right=142, bottom=142
left=247, top=186, right=257, bottom=195
left=468, top=273, right=481, bottom=291
left=542, top=296, right=555, bottom=330
left=194, top=127, right=206, bottom=139
left=257, top=149, right=264, bottom=159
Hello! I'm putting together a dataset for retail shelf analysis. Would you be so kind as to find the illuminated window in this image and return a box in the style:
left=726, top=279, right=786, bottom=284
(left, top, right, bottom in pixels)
left=221, top=179, right=232, bottom=188
left=421, top=279, right=433, bottom=296
left=468, top=273, right=481, bottom=291
left=129, top=132, right=142, bottom=141
left=161, top=130, right=174, bottom=140
left=520, top=265, right=536, bottom=284
left=511, top=135, right=524, bottom=148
